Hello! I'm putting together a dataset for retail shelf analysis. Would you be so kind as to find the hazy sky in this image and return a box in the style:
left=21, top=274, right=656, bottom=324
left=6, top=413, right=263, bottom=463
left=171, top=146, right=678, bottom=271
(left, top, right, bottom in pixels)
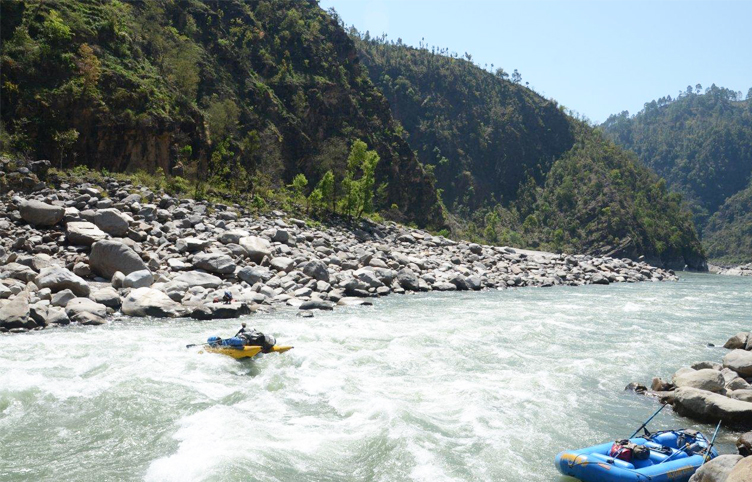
left=319, top=0, right=752, bottom=123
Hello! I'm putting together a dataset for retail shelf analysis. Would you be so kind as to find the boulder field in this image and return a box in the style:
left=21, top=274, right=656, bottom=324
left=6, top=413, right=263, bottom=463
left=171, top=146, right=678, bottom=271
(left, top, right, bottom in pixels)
left=2, top=177, right=678, bottom=333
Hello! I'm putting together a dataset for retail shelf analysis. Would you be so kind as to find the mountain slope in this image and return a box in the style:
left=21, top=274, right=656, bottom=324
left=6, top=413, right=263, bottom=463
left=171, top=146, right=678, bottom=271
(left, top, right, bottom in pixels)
left=354, top=35, right=705, bottom=269
left=0, top=0, right=443, bottom=226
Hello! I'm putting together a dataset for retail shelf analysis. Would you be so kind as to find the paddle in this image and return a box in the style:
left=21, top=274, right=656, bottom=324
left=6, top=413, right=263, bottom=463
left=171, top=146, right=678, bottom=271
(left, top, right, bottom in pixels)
left=186, top=343, right=209, bottom=348
left=629, top=403, right=667, bottom=439
left=703, top=420, right=722, bottom=464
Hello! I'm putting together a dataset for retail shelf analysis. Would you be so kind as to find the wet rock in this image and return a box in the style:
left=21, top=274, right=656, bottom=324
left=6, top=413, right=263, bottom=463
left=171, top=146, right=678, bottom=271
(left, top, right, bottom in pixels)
left=71, top=311, right=106, bottom=325
left=724, top=350, right=752, bottom=377
left=299, top=300, right=333, bottom=311
left=189, top=302, right=251, bottom=320
left=725, top=332, right=750, bottom=350
left=45, top=307, right=70, bottom=325
left=624, top=382, right=648, bottom=394
left=651, top=377, right=673, bottom=392
left=689, top=454, right=743, bottom=482
left=89, top=240, right=148, bottom=279
left=737, top=432, right=752, bottom=457
left=121, top=287, right=184, bottom=318
left=35, top=267, right=90, bottom=297
left=66, top=221, right=108, bottom=246
left=19, top=200, right=64, bottom=226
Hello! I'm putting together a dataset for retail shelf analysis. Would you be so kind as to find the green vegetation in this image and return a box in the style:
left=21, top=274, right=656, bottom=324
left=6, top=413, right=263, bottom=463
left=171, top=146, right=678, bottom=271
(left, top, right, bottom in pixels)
left=602, top=85, right=752, bottom=261
left=0, top=0, right=442, bottom=227
left=353, top=33, right=704, bottom=268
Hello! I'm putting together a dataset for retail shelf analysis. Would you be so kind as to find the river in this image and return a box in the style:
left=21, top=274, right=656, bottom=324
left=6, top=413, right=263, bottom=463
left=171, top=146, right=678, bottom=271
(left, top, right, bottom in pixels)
left=1, top=273, right=750, bottom=481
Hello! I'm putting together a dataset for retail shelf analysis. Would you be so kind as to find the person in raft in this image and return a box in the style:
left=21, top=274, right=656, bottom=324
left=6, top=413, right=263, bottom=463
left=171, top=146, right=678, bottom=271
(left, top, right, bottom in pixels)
left=235, top=322, right=249, bottom=337
left=234, top=323, right=276, bottom=352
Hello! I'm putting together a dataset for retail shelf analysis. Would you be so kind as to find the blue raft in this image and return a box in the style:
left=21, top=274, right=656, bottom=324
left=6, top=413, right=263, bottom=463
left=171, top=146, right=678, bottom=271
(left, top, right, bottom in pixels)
left=555, top=429, right=718, bottom=482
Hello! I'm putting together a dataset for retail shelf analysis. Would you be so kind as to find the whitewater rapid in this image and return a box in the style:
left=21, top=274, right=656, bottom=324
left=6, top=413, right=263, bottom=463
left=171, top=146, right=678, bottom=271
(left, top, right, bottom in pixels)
left=1, top=274, right=749, bottom=481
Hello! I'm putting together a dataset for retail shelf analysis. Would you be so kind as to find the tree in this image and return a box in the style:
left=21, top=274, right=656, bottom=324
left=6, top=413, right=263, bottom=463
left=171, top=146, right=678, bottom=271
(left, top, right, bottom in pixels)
left=340, top=140, right=380, bottom=218
left=289, top=173, right=308, bottom=203
left=511, top=69, right=522, bottom=83
left=695, top=83, right=702, bottom=94
left=77, top=43, right=101, bottom=96
left=747, top=88, right=752, bottom=100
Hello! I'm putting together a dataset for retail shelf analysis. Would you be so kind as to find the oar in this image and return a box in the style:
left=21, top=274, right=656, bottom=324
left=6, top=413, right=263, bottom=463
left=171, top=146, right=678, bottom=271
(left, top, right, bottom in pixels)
left=186, top=343, right=209, bottom=348
left=630, top=404, right=667, bottom=439
left=703, top=420, right=722, bottom=464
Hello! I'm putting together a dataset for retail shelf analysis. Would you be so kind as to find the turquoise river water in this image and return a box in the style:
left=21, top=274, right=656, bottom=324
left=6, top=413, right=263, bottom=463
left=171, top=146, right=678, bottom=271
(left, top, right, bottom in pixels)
left=1, top=273, right=751, bottom=481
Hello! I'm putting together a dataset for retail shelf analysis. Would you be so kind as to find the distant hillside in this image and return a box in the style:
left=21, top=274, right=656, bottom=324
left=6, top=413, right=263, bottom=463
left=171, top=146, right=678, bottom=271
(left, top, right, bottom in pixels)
left=0, top=0, right=443, bottom=227
left=602, top=85, right=752, bottom=262
left=354, top=35, right=705, bottom=270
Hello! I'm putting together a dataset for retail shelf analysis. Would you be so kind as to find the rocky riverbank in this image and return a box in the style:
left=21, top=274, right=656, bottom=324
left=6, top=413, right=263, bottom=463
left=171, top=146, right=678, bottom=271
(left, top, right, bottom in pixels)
left=0, top=169, right=678, bottom=333
left=627, top=331, right=752, bottom=479
left=709, top=263, right=752, bottom=276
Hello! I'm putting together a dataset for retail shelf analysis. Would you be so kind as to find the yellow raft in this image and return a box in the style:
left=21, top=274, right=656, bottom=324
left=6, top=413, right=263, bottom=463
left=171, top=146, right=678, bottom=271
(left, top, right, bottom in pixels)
left=201, top=345, right=293, bottom=359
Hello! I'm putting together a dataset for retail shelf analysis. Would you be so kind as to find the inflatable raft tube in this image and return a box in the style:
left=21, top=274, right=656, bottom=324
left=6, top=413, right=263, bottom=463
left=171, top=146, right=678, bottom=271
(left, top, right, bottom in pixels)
left=202, top=345, right=293, bottom=359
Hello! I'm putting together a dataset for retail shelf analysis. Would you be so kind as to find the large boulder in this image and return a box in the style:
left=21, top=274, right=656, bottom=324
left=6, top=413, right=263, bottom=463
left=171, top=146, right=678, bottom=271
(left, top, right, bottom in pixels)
left=189, top=302, right=251, bottom=320
left=727, top=456, right=752, bottom=482
left=174, top=271, right=222, bottom=289
left=670, top=387, right=752, bottom=430
left=239, top=236, right=271, bottom=263
left=724, top=350, right=752, bottom=377
left=737, top=431, right=752, bottom=457
left=121, top=287, right=184, bottom=318
left=19, top=200, right=64, bottom=226
left=397, top=270, right=422, bottom=291
left=35, top=267, right=90, bottom=297
left=0, top=294, right=33, bottom=329
left=65, top=297, right=107, bottom=319
left=270, top=257, right=295, bottom=273
left=302, top=260, right=329, bottom=282
left=689, top=454, right=743, bottom=482
left=674, top=369, right=726, bottom=393
left=237, top=267, right=273, bottom=285
left=89, top=240, right=148, bottom=279
left=90, top=287, right=121, bottom=308
left=84, top=209, right=129, bottom=237
left=2, top=263, right=37, bottom=282
left=66, top=221, right=108, bottom=246
left=725, top=333, right=750, bottom=350
left=123, top=270, right=154, bottom=289
left=192, top=252, right=236, bottom=275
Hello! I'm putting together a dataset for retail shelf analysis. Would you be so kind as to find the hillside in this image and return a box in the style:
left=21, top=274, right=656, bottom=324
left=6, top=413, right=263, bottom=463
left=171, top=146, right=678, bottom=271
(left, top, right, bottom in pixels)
left=354, top=35, right=705, bottom=270
left=602, top=86, right=752, bottom=261
left=0, top=0, right=443, bottom=227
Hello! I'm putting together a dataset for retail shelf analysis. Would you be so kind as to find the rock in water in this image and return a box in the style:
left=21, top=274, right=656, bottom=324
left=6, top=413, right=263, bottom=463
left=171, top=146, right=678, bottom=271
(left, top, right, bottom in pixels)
left=121, top=287, right=184, bottom=318
left=89, top=240, right=148, bottom=279
left=66, top=221, right=108, bottom=246
left=19, top=200, right=64, bottom=226
left=737, top=431, right=752, bottom=457
left=35, top=267, right=91, bottom=297
left=725, top=332, right=750, bottom=350
left=299, top=300, right=334, bottom=311
left=724, top=350, right=752, bottom=377
left=689, top=454, right=743, bottom=482
left=65, top=297, right=108, bottom=319
left=674, top=369, right=726, bottom=393
left=239, top=236, right=271, bottom=263
left=670, top=387, right=752, bottom=430
left=0, top=294, right=32, bottom=329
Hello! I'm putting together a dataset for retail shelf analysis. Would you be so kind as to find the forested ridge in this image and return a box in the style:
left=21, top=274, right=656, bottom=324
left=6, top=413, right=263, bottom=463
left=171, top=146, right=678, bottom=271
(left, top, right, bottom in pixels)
left=0, top=0, right=707, bottom=268
left=353, top=34, right=705, bottom=269
left=602, top=85, right=752, bottom=263
left=0, top=0, right=443, bottom=226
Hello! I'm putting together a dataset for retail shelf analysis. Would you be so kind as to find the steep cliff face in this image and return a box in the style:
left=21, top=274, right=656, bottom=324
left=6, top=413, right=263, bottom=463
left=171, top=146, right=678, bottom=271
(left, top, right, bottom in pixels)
left=0, top=0, right=443, bottom=227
